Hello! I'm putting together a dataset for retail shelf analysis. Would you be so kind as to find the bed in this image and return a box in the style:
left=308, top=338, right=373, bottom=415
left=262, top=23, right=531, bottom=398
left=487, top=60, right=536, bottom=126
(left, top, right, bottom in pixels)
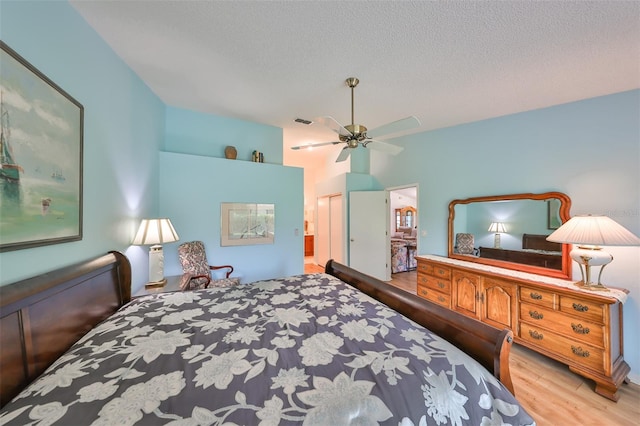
left=0, top=252, right=535, bottom=425
left=479, top=233, right=562, bottom=270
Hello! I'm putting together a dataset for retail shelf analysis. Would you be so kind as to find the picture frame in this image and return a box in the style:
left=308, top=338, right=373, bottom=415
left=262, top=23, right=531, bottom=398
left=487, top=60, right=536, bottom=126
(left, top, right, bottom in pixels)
left=547, top=199, right=562, bottom=230
left=221, top=203, right=274, bottom=246
left=0, top=42, right=84, bottom=252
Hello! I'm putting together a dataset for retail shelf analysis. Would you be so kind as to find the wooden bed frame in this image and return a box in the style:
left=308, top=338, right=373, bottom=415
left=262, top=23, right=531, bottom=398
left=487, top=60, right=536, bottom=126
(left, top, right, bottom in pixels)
left=0, top=252, right=514, bottom=408
left=479, top=233, right=563, bottom=270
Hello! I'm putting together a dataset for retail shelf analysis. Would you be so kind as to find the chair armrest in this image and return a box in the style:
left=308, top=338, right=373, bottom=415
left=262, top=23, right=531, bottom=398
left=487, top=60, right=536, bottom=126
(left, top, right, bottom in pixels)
left=209, top=265, right=234, bottom=278
left=180, top=273, right=211, bottom=291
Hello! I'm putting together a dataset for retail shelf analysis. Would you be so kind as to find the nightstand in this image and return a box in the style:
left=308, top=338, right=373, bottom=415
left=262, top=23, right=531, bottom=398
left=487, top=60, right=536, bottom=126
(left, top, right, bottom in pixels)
left=133, top=275, right=185, bottom=298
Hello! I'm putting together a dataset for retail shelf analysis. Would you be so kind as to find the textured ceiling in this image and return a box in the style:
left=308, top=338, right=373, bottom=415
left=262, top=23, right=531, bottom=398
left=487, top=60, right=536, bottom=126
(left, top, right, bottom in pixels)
left=70, top=1, right=639, bottom=163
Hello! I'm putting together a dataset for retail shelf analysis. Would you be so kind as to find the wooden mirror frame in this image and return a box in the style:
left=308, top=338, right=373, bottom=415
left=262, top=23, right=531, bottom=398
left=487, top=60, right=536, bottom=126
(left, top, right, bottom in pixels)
left=396, top=206, right=417, bottom=230
left=448, top=192, right=572, bottom=280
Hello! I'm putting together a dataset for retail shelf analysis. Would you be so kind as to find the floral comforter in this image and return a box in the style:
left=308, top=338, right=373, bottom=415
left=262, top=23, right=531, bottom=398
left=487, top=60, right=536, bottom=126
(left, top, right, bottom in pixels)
left=1, top=273, right=535, bottom=425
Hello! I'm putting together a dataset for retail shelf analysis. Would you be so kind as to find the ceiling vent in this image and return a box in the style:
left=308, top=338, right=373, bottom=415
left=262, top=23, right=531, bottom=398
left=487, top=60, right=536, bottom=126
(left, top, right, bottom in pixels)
left=294, top=118, right=313, bottom=125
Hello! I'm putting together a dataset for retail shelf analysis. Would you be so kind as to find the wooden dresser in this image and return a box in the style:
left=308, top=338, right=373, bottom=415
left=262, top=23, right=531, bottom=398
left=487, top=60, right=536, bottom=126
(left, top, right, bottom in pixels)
left=416, top=255, right=630, bottom=401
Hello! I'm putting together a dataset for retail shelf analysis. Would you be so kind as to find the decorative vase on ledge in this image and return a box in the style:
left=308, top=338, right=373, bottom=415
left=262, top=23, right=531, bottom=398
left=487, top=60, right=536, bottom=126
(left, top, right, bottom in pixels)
left=224, top=146, right=237, bottom=159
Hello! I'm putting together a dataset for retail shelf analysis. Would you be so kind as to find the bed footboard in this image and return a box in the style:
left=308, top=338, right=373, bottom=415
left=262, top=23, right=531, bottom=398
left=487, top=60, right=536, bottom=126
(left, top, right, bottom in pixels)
left=325, top=259, right=514, bottom=395
left=0, top=251, right=131, bottom=407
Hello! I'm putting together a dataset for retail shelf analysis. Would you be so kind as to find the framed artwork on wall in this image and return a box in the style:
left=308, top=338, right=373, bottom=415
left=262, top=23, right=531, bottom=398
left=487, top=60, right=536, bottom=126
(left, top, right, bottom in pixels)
left=0, top=42, right=84, bottom=252
left=221, top=203, right=275, bottom=246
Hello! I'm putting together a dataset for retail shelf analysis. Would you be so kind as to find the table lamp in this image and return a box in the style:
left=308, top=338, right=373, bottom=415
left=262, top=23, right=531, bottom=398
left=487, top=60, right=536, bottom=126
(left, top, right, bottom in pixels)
left=133, top=218, right=180, bottom=287
left=546, top=215, right=640, bottom=291
left=488, top=222, right=507, bottom=248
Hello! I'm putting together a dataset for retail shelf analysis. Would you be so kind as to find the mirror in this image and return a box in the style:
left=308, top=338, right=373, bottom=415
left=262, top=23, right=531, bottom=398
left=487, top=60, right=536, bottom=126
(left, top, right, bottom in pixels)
left=448, top=192, right=572, bottom=280
left=395, top=206, right=417, bottom=231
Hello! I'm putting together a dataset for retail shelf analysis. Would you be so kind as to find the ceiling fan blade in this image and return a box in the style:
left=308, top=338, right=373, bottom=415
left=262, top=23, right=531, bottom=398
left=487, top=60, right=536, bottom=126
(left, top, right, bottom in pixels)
left=365, top=139, right=404, bottom=155
left=335, top=146, right=351, bottom=162
left=315, top=116, right=352, bottom=137
left=367, top=116, right=421, bottom=139
left=291, top=141, right=342, bottom=150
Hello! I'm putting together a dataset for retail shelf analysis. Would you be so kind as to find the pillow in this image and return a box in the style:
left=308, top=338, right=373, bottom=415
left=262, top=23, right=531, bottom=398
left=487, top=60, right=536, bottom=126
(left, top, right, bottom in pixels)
left=392, top=232, right=405, bottom=239
left=411, top=228, right=417, bottom=237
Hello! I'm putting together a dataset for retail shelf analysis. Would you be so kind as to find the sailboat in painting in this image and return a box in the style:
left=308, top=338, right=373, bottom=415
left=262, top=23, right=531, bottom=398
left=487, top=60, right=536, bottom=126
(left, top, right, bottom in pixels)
left=0, top=94, right=22, bottom=182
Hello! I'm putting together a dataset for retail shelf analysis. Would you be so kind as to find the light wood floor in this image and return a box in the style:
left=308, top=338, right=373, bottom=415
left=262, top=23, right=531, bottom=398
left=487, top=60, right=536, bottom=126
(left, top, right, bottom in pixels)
left=305, top=264, right=640, bottom=425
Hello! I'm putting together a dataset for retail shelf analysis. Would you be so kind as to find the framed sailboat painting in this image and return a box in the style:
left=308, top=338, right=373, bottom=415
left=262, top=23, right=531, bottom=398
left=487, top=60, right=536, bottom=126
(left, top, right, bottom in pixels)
left=0, top=42, right=83, bottom=252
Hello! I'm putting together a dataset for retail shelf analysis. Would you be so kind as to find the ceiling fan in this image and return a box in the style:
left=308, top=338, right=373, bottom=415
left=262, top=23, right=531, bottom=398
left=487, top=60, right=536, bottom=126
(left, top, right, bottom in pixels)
left=291, top=77, right=421, bottom=162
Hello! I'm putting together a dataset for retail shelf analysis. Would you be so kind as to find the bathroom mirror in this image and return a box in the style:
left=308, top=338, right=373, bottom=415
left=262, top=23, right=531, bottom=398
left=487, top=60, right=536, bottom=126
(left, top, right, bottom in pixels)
left=448, top=192, right=572, bottom=280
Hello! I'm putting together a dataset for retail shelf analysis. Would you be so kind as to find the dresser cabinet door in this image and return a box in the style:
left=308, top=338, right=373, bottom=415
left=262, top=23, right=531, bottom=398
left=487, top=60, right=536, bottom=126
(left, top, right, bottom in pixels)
left=452, top=271, right=480, bottom=318
left=481, top=278, right=517, bottom=330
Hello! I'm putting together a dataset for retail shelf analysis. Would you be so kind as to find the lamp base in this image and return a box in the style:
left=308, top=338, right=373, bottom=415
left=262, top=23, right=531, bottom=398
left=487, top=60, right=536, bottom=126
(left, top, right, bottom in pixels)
left=145, top=278, right=167, bottom=288
left=574, top=280, right=610, bottom=292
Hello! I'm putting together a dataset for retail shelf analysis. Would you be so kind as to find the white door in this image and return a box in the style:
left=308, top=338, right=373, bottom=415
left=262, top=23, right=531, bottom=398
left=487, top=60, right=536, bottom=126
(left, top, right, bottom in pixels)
left=316, top=196, right=330, bottom=266
left=316, top=194, right=344, bottom=267
left=349, top=191, right=390, bottom=281
left=329, top=195, right=343, bottom=263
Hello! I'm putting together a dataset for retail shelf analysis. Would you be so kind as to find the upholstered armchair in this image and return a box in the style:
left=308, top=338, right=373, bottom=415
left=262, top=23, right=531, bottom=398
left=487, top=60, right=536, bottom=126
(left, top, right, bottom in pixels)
left=454, top=233, right=478, bottom=256
left=391, top=241, right=408, bottom=273
left=178, top=241, right=238, bottom=290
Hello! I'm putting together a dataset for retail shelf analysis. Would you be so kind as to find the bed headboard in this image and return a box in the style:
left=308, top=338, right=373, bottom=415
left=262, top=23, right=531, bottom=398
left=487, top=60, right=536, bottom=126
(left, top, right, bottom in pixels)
left=522, top=233, right=561, bottom=251
left=0, top=251, right=131, bottom=407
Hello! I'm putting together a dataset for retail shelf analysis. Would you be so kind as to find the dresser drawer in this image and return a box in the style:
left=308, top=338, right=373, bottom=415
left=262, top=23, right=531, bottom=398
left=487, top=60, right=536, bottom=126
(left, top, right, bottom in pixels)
left=520, top=302, right=604, bottom=347
left=520, top=286, right=557, bottom=309
left=417, top=273, right=451, bottom=294
left=560, top=296, right=605, bottom=323
left=520, top=323, right=604, bottom=372
left=417, top=285, right=451, bottom=308
left=417, top=261, right=433, bottom=275
left=431, top=265, right=451, bottom=280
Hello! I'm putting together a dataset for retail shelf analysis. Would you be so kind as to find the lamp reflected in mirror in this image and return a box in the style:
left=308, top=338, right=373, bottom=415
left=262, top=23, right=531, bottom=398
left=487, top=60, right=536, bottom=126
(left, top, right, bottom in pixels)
left=488, top=222, right=507, bottom=249
left=546, top=215, right=640, bottom=291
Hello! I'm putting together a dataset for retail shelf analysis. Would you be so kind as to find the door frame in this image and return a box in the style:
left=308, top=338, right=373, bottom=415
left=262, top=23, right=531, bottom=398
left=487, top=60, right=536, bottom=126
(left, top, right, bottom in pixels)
left=387, top=183, right=419, bottom=265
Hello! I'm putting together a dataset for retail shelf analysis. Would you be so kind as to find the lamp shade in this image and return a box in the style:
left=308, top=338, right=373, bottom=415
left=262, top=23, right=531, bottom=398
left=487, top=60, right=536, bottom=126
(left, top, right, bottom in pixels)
left=132, top=218, right=180, bottom=245
left=546, top=215, right=640, bottom=246
left=488, top=222, right=507, bottom=233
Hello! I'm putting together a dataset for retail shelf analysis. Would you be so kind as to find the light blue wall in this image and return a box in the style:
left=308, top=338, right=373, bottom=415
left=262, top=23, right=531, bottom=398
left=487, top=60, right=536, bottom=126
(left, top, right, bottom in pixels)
left=0, top=2, right=297, bottom=291
left=158, top=151, right=303, bottom=284
left=465, top=200, right=550, bottom=250
left=0, top=0, right=164, bottom=286
left=165, top=105, right=283, bottom=163
left=371, top=89, right=640, bottom=380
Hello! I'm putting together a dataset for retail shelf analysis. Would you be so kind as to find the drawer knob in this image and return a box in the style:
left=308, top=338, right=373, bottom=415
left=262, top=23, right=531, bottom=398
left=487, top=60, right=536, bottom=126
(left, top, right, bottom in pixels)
left=420, top=289, right=428, bottom=296
left=529, top=310, right=544, bottom=320
left=437, top=295, right=445, bottom=303
left=572, top=303, right=589, bottom=312
left=571, top=346, right=590, bottom=358
left=529, top=292, right=542, bottom=300
left=571, top=323, right=590, bottom=335
left=437, top=282, right=445, bottom=289
left=421, top=277, right=427, bottom=282
left=529, top=330, right=544, bottom=340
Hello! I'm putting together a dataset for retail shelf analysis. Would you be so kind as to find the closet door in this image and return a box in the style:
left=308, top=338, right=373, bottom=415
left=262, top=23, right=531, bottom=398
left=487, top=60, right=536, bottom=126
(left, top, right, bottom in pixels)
left=329, top=195, right=343, bottom=263
left=316, top=196, right=331, bottom=266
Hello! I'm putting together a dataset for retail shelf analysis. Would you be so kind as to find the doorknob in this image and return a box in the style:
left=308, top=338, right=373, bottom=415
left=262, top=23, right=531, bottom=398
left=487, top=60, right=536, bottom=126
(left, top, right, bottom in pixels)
left=350, top=239, right=354, bottom=242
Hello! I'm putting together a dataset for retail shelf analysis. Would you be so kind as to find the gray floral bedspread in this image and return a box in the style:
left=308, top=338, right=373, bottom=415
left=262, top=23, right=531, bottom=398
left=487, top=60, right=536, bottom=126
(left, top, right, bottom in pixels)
left=1, top=273, right=535, bottom=425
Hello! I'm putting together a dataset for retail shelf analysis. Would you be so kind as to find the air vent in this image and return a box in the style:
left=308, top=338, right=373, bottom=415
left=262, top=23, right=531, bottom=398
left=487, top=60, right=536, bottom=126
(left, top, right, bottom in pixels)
left=294, top=118, right=313, bottom=125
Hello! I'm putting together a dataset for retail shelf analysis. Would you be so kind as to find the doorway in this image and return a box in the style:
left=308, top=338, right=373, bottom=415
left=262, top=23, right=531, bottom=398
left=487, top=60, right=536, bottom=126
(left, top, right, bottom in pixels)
left=388, top=185, right=418, bottom=276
